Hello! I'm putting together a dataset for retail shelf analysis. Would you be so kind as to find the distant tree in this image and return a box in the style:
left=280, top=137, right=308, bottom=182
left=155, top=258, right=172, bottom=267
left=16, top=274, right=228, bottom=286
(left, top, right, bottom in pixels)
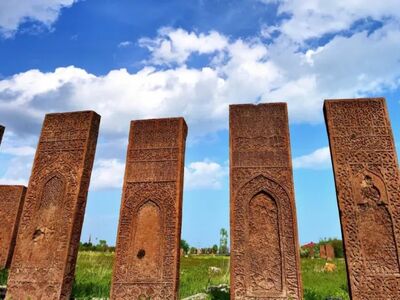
left=212, top=244, right=218, bottom=254
left=180, top=239, right=190, bottom=254
left=219, top=228, right=228, bottom=255
left=190, top=247, right=197, bottom=255
left=97, top=240, right=108, bottom=252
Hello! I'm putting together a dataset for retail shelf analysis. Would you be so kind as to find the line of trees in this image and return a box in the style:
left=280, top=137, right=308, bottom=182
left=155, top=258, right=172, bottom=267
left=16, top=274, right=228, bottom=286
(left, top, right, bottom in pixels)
left=79, top=239, right=115, bottom=252
left=180, top=228, right=229, bottom=255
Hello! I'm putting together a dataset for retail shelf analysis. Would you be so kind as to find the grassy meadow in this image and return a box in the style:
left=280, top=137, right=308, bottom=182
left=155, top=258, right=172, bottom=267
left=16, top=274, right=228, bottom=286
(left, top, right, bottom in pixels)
left=0, top=252, right=349, bottom=299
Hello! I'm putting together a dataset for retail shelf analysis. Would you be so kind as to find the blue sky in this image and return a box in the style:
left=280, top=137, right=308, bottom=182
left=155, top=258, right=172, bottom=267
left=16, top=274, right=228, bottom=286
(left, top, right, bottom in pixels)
left=1, top=0, right=400, bottom=248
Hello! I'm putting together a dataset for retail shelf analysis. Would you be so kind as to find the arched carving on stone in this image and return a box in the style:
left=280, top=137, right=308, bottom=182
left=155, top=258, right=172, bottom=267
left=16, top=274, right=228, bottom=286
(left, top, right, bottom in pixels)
left=233, top=174, right=296, bottom=298
left=129, top=199, right=164, bottom=281
left=352, top=169, right=400, bottom=275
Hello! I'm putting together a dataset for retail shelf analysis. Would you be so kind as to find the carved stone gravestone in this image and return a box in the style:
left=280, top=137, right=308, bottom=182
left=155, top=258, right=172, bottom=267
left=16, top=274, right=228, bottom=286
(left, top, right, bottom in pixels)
left=325, top=244, right=335, bottom=261
left=319, top=245, right=327, bottom=259
left=324, top=98, right=400, bottom=299
left=110, top=118, right=187, bottom=300
left=230, top=103, right=302, bottom=299
left=6, top=111, right=100, bottom=300
left=0, top=186, right=26, bottom=269
left=0, top=125, right=4, bottom=146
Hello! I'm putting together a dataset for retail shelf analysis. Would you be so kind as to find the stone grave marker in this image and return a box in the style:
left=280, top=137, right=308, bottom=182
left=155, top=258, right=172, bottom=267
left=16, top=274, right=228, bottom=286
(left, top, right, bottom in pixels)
left=6, top=111, right=100, bottom=300
left=320, top=245, right=327, bottom=259
left=326, top=244, right=335, bottom=261
left=325, top=98, right=400, bottom=299
left=110, top=118, right=187, bottom=300
left=0, top=186, right=26, bottom=269
left=0, top=125, right=4, bottom=146
left=230, top=103, right=302, bottom=299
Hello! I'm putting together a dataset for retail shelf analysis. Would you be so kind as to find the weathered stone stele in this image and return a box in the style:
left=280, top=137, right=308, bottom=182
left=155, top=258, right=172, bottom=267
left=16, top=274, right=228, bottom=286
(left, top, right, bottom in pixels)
left=0, top=186, right=26, bottom=269
left=0, top=125, right=4, bottom=146
left=319, top=245, right=327, bottom=259
left=324, top=98, right=400, bottom=299
left=230, top=103, right=302, bottom=299
left=6, top=111, right=100, bottom=300
left=110, top=118, right=187, bottom=300
left=325, top=244, right=335, bottom=261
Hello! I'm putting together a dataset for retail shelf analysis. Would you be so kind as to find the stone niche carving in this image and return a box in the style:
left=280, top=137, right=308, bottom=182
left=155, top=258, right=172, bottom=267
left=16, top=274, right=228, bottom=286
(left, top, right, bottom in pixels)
left=0, top=186, right=26, bottom=269
left=230, top=103, right=302, bottom=299
left=0, top=125, right=4, bottom=146
left=111, top=118, right=187, bottom=300
left=324, top=98, right=400, bottom=299
left=6, top=111, right=100, bottom=300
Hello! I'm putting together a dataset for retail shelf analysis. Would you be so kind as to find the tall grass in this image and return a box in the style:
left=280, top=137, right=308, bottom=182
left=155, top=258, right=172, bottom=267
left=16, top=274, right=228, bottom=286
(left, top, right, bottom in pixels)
left=0, top=253, right=349, bottom=299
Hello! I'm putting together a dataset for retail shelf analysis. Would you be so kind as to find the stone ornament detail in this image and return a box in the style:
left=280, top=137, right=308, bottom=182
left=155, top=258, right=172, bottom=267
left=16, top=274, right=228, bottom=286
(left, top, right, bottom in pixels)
left=230, top=103, right=302, bottom=299
left=111, top=118, right=187, bottom=300
left=0, top=125, right=4, bottom=146
left=0, top=186, right=26, bottom=269
left=324, top=98, right=400, bottom=299
left=6, top=111, right=100, bottom=300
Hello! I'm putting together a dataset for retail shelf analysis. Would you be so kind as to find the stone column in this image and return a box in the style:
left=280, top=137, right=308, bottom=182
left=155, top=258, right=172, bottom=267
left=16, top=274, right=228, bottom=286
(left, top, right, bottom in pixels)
left=230, top=103, right=302, bottom=299
left=6, top=111, right=100, bottom=300
left=111, top=118, right=187, bottom=300
left=324, top=98, right=400, bottom=299
left=0, top=186, right=26, bottom=269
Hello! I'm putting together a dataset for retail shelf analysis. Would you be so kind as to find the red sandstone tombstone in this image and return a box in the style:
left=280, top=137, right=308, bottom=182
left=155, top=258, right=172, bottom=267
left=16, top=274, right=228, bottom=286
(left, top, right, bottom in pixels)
left=0, top=125, right=4, bottom=146
left=0, top=186, right=26, bottom=269
left=6, top=111, right=100, bottom=300
left=325, top=244, right=335, bottom=261
left=309, top=247, right=315, bottom=258
left=325, top=98, right=400, bottom=299
left=319, top=245, right=327, bottom=259
left=230, top=103, right=302, bottom=299
left=110, top=118, right=187, bottom=300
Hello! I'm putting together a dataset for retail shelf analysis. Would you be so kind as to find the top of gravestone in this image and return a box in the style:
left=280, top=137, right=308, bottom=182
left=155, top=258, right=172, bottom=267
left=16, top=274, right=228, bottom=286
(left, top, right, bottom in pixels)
left=45, top=110, right=100, bottom=118
left=229, top=102, right=287, bottom=109
left=131, top=117, right=188, bottom=138
left=324, top=97, right=385, bottom=106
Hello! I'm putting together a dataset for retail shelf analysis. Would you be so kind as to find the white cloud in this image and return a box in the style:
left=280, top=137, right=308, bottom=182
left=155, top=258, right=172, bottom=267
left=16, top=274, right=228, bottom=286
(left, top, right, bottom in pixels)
left=90, top=159, right=125, bottom=191
left=292, top=146, right=331, bottom=170
left=268, top=0, right=400, bottom=42
left=139, top=27, right=229, bottom=65
left=185, top=160, right=227, bottom=189
left=0, top=25, right=399, bottom=138
left=0, top=0, right=78, bottom=38
left=118, top=41, right=133, bottom=48
left=2, top=145, right=36, bottom=156
left=0, top=156, right=32, bottom=186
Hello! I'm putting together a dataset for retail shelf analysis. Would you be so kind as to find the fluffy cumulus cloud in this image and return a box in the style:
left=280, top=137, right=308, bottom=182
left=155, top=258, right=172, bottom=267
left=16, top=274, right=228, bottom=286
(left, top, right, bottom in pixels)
left=139, top=27, right=229, bottom=65
left=262, top=0, right=400, bottom=42
left=90, top=159, right=125, bottom=190
left=0, top=0, right=78, bottom=37
left=292, top=147, right=331, bottom=170
left=185, top=160, right=228, bottom=190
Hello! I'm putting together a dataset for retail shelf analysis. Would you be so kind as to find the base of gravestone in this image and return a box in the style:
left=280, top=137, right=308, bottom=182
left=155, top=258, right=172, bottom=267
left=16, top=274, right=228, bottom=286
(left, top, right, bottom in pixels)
left=0, top=286, right=5, bottom=299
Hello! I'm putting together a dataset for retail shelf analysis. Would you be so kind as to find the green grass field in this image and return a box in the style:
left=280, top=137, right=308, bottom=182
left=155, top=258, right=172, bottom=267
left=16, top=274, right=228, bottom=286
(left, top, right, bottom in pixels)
left=1, top=252, right=349, bottom=299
